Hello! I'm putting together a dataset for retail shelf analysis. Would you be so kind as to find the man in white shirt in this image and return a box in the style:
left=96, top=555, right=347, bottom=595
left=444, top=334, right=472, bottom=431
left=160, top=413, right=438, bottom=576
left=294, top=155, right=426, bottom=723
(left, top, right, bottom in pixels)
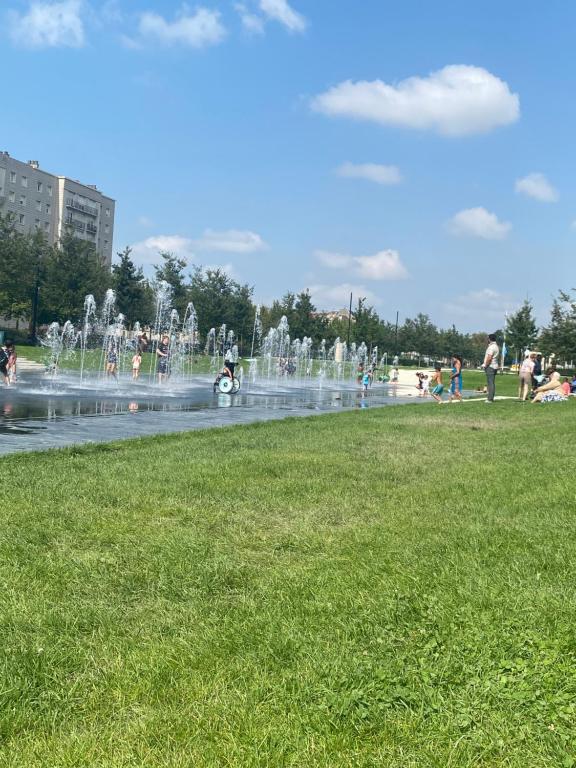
left=481, top=333, right=500, bottom=402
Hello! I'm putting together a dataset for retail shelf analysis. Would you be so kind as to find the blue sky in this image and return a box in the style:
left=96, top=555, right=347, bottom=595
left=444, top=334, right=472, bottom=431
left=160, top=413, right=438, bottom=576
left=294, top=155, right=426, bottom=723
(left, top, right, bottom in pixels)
left=1, top=0, right=574, bottom=331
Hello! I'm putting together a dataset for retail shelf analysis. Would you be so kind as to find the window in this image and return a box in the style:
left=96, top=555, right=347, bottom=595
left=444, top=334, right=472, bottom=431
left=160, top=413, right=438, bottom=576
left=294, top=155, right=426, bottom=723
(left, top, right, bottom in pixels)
left=35, top=219, right=41, bottom=229
left=45, top=203, right=51, bottom=215
left=8, top=190, right=15, bottom=203
left=19, top=213, right=25, bottom=224
left=9, top=171, right=16, bottom=183
left=104, top=224, right=110, bottom=234
left=104, top=240, right=109, bottom=248
left=21, top=176, right=28, bottom=188
left=44, top=221, right=50, bottom=232
left=37, top=181, right=43, bottom=192
left=47, top=185, right=52, bottom=196
left=36, top=200, right=42, bottom=212
left=105, top=207, right=110, bottom=217
left=19, top=194, right=26, bottom=206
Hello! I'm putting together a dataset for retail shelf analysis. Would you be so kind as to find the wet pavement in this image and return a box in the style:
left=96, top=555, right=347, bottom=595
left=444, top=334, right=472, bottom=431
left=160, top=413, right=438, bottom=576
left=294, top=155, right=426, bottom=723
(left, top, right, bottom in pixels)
left=0, top=372, right=433, bottom=456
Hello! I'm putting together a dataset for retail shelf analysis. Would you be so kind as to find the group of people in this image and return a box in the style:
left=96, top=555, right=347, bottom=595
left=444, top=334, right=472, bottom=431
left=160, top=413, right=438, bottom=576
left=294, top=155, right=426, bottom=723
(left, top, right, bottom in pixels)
left=519, top=350, right=575, bottom=403
left=105, top=333, right=170, bottom=383
left=0, top=340, right=17, bottom=386
left=414, top=355, right=464, bottom=403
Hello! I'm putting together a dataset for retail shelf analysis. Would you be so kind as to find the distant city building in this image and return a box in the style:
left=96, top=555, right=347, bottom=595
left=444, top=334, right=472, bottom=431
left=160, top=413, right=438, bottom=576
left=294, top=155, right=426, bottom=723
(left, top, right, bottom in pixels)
left=311, top=308, right=354, bottom=324
left=0, top=152, right=115, bottom=266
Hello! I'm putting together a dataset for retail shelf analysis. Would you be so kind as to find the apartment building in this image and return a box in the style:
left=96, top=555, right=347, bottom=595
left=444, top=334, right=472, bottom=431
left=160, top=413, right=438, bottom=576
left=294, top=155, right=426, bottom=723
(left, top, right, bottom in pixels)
left=0, top=152, right=115, bottom=266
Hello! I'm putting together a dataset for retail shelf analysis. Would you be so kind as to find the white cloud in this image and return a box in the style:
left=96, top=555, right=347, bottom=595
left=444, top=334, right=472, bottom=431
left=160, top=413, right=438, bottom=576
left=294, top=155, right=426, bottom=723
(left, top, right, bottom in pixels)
left=308, top=283, right=378, bottom=310
left=355, top=250, right=409, bottom=280
left=515, top=173, right=559, bottom=203
left=136, top=7, right=226, bottom=48
left=131, top=235, right=195, bottom=265
left=193, top=229, right=268, bottom=253
left=336, top=162, right=402, bottom=185
left=444, top=288, right=519, bottom=323
left=130, top=229, right=267, bottom=265
left=316, top=250, right=353, bottom=269
left=259, top=0, right=306, bottom=32
left=9, top=0, right=85, bottom=48
left=447, top=207, right=511, bottom=240
left=234, top=3, right=265, bottom=33
left=315, top=248, right=409, bottom=281
left=312, top=65, right=520, bottom=137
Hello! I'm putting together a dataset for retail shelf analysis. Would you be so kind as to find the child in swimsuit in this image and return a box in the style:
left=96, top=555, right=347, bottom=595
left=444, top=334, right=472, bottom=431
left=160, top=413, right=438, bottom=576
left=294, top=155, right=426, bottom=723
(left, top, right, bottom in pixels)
left=430, top=366, right=444, bottom=403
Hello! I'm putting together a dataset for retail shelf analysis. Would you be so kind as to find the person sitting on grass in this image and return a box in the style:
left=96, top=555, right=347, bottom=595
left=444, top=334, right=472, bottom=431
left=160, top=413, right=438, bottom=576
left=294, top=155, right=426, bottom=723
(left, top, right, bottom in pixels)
left=430, top=366, right=444, bottom=403
left=571, top=374, right=576, bottom=394
left=532, top=369, right=566, bottom=403
left=561, top=377, right=571, bottom=396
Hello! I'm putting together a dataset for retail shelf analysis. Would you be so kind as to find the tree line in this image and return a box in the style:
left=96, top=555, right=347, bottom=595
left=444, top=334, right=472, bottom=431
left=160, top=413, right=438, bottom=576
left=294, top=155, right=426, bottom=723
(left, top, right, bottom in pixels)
left=0, top=216, right=574, bottom=364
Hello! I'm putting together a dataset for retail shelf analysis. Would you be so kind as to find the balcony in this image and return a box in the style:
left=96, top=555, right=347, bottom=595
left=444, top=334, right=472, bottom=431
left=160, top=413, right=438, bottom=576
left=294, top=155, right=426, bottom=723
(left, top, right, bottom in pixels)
left=65, top=215, right=85, bottom=232
left=86, top=223, right=97, bottom=235
left=65, top=197, right=98, bottom=217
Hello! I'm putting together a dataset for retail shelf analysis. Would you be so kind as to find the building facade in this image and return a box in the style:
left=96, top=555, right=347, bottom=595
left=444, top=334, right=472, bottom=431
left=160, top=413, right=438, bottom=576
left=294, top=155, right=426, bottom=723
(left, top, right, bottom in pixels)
left=0, top=153, right=115, bottom=266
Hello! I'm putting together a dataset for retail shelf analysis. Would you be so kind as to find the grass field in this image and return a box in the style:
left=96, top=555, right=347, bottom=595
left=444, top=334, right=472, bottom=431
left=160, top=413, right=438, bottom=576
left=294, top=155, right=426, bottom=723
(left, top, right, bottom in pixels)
left=1, top=398, right=575, bottom=766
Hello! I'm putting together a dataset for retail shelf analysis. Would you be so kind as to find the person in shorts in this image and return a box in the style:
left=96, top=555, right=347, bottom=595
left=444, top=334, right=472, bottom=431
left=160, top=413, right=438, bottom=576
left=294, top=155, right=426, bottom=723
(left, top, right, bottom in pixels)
left=106, top=345, right=118, bottom=378
left=430, top=366, right=444, bottom=403
left=156, top=335, right=171, bottom=384
left=448, top=355, right=463, bottom=402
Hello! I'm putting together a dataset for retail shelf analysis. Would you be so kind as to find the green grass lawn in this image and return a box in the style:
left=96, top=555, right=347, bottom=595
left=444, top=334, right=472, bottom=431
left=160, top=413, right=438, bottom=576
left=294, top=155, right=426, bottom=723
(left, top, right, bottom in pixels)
left=2, top=399, right=576, bottom=766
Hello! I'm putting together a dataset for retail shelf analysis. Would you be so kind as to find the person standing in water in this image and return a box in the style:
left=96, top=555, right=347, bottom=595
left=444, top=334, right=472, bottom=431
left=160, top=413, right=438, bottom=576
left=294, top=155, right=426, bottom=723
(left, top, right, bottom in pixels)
left=156, top=335, right=171, bottom=384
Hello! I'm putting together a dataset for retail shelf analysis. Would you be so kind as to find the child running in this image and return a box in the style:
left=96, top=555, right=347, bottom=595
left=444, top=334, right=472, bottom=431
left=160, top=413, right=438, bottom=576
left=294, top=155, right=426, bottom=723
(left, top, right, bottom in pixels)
left=132, top=350, right=142, bottom=380
left=421, top=374, right=430, bottom=397
left=430, top=366, right=444, bottom=403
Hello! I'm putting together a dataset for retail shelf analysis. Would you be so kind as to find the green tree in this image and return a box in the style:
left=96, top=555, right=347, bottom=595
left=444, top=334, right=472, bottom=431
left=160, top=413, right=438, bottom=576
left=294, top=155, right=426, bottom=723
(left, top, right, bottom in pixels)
left=353, top=298, right=381, bottom=347
left=0, top=215, right=47, bottom=331
left=505, top=300, right=538, bottom=362
left=189, top=267, right=255, bottom=351
left=153, top=251, right=189, bottom=317
left=539, top=291, right=576, bottom=363
left=112, top=246, right=154, bottom=325
left=399, top=314, right=439, bottom=356
left=39, top=233, right=109, bottom=324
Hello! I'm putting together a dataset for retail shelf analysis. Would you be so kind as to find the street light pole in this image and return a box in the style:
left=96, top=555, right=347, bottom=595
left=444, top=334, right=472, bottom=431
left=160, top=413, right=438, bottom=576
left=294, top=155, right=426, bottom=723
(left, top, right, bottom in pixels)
left=30, top=265, right=40, bottom=345
left=346, top=291, right=352, bottom=347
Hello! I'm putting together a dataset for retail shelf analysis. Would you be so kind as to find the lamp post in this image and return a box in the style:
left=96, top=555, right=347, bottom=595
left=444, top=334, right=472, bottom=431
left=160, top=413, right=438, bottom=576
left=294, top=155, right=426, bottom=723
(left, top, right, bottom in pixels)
left=30, top=264, right=40, bottom=345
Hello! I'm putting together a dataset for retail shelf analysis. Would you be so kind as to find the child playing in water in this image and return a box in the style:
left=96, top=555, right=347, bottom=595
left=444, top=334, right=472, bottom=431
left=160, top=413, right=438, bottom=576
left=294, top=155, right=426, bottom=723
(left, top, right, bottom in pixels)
left=430, top=366, right=444, bottom=403
left=362, top=370, right=371, bottom=391
left=132, top=351, right=142, bottom=380
left=106, top=345, right=118, bottom=378
left=7, top=344, right=17, bottom=383
left=421, top=374, right=430, bottom=397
